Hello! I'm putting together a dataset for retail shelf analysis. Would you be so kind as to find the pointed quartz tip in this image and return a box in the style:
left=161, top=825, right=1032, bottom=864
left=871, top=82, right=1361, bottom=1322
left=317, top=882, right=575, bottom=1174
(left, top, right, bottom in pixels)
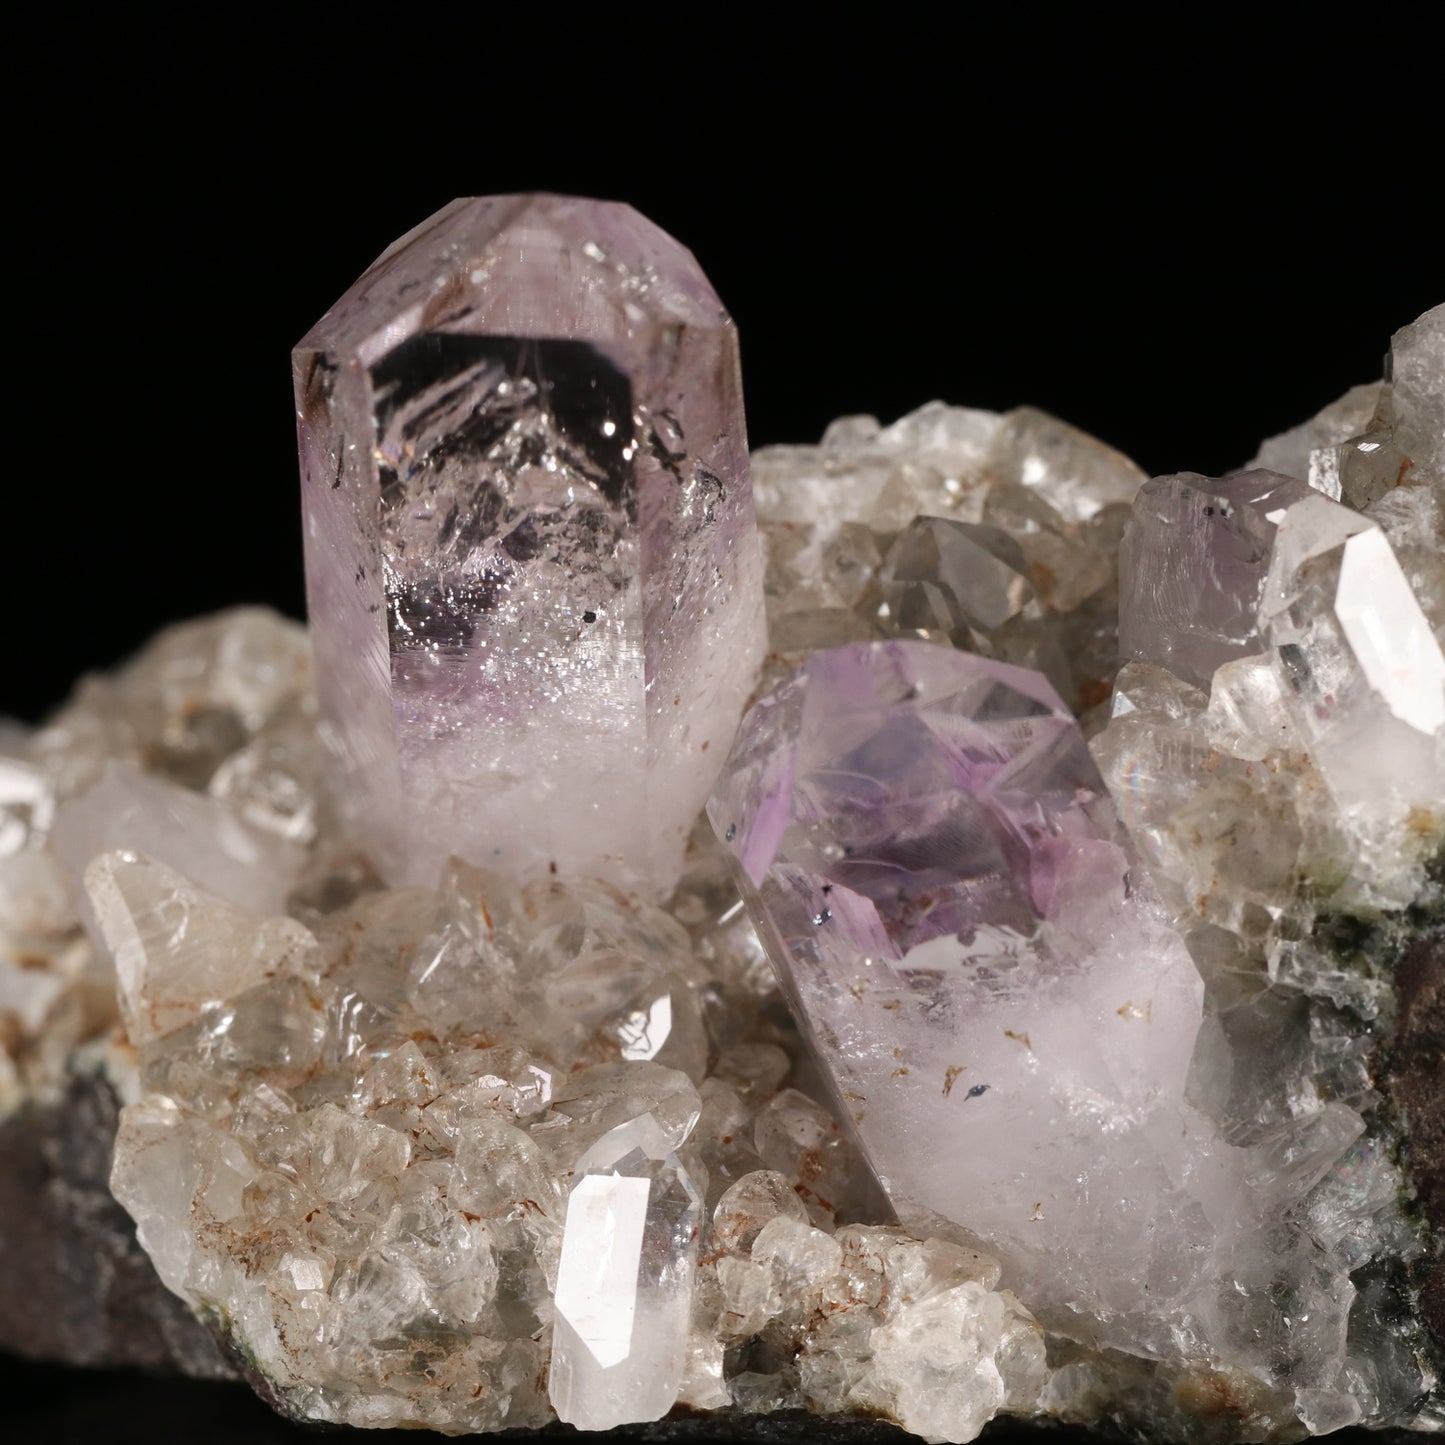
left=295, top=194, right=730, bottom=363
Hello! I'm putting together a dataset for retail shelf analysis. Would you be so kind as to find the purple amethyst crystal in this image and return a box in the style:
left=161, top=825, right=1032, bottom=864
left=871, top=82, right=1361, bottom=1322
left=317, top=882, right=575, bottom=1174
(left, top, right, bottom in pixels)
left=295, top=196, right=765, bottom=894
left=707, top=639, right=1221, bottom=1356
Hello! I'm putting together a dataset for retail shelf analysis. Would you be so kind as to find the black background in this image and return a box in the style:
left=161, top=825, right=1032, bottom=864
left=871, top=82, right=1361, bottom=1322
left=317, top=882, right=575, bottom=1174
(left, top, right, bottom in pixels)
left=11, top=5, right=1440, bottom=726
left=5, top=3, right=1443, bottom=1439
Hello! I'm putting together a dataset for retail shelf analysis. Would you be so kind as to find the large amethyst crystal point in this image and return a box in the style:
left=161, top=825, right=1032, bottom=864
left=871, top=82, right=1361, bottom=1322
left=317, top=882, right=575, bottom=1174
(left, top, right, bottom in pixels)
left=706, top=640, right=1216, bottom=1356
left=295, top=196, right=764, bottom=894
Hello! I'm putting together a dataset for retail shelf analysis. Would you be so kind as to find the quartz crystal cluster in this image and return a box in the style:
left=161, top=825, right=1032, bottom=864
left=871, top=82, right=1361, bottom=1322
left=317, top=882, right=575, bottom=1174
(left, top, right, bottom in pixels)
left=0, top=194, right=1439, bottom=1444
left=752, top=402, right=1144, bottom=717
left=715, top=302, right=1445, bottom=1436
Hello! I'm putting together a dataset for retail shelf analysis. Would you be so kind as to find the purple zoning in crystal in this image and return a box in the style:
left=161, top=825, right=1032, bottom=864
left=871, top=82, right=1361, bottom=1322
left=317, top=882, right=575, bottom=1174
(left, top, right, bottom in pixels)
left=1118, top=468, right=1311, bottom=689
left=295, top=196, right=765, bottom=894
left=708, top=641, right=1220, bottom=1354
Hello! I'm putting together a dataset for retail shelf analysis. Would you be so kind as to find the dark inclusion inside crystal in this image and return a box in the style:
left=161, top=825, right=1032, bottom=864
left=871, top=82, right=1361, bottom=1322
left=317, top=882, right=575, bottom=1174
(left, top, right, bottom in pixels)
left=367, top=334, right=637, bottom=665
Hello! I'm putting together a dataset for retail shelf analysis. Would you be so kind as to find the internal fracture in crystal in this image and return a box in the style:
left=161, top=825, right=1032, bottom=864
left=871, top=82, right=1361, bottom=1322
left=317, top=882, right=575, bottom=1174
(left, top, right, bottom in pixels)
left=296, top=196, right=765, bottom=896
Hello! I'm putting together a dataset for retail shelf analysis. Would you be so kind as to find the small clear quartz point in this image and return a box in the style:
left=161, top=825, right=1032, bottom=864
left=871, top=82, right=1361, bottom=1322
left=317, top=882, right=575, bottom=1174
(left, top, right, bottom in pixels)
left=550, top=1112, right=703, bottom=1429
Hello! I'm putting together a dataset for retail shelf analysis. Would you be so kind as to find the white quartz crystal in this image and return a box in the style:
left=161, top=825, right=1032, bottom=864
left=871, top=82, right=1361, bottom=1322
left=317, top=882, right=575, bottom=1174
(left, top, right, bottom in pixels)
left=1249, top=381, right=1383, bottom=481
left=1259, top=494, right=1445, bottom=899
left=551, top=1113, right=703, bottom=1428
left=53, top=762, right=303, bottom=915
left=85, top=852, right=316, bottom=1044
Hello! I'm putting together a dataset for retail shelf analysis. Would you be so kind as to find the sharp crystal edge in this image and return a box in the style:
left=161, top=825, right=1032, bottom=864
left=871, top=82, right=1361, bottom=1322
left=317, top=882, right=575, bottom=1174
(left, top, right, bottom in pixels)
left=0, top=208, right=1440, bottom=1443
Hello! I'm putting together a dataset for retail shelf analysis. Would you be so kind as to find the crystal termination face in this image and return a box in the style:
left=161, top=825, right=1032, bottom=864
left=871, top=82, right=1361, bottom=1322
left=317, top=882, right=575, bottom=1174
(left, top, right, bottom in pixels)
left=295, top=195, right=765, bottom=895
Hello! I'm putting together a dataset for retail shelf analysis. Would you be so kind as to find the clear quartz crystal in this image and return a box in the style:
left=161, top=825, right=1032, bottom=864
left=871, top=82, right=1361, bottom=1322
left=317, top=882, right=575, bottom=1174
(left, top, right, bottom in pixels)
left=1249, top=382, right=1383, bottom=481
left=712, top=1169, right=809, bottom=1255
left=1388, top=302, right=1444, bottom=477
left=751, top=401, right=1141, bottom=715
left=877, top=518, right=1042, bottom=648
left=1117, top=469, right=1311, bottom=689
left=1266, top=496, right=1443, bottom=744
left=85, top=852, right=317, bottom=1045
left=52, top=761, right=302, bottom=916
left=1117, top=467, right=1445, bottom=901
left=295, top=195, right=765, bottom=896
left=550, top=1112, right=703, bottom=1428
left=1309, top=429, right=1411, bottom=509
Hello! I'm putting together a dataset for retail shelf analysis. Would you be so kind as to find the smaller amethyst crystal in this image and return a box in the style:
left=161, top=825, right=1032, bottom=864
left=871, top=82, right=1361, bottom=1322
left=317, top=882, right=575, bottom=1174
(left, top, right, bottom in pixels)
left=707, top=640, right=1216, bottom=1358
left=1118, top=469, right=1310, bottom=689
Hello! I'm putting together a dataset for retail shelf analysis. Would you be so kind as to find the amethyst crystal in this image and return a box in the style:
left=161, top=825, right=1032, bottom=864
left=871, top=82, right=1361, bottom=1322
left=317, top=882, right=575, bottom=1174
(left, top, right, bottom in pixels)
left=1117, top=469, right=1310, bottom=689
left=707, top=641, right=1220, bottom=1356
left=295, top=196, right=765, bottom=895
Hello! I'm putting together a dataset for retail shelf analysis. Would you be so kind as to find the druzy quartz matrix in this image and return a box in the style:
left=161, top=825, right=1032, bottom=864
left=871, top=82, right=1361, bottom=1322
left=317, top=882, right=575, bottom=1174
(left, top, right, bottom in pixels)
left=295, top=196, right=765, bottom=895
left=0, top=197, right=1441, bottom=1444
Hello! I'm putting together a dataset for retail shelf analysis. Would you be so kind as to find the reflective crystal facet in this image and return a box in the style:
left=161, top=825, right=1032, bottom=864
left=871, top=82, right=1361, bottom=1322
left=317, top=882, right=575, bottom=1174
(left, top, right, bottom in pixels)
left=296, top=195, right=765, bottom=894
left=879, top=517, right=1039, bottom=646
left=1260, top=497, right=1445, bottom=866
left=550, top=1112, right=703, bottom=1428
left=1118, top=469, right=1312, bottom=689
left=1249, top=381, right=1384, bottom=482
left=1119, top=467, right=1445, bottom=894
left=1310, top=429, right=1411, bottom=510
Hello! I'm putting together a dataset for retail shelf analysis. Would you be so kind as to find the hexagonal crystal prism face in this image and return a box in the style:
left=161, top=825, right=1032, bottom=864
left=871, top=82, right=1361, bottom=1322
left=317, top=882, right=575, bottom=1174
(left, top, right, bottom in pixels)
left=1260, top=494, right=1445, bottom=839
left=295, top=196, right=764, bottom=894
left=1118, top=469, right=1312, bottom=689
left=707, top=641, right=1215, bottom=1347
